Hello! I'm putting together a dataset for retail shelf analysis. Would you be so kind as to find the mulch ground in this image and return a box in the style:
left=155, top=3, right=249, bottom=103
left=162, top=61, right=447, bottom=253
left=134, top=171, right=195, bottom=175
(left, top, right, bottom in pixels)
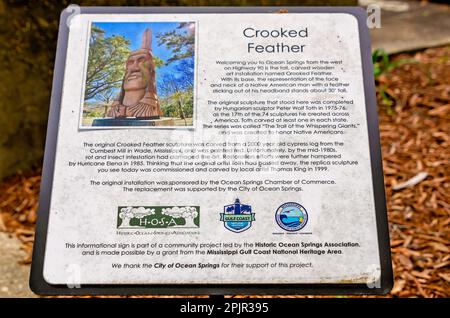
left=0, top=46, right=449, bottom=298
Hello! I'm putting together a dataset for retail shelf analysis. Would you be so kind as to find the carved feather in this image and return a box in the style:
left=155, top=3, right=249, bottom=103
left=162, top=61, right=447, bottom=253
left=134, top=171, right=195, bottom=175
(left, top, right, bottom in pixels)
left=141, top=28, right=152, bottom=51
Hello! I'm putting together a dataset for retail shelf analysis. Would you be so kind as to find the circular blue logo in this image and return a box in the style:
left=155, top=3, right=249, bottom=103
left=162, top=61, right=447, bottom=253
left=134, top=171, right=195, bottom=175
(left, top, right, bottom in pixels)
left=275, top=202, right=308, bottom=232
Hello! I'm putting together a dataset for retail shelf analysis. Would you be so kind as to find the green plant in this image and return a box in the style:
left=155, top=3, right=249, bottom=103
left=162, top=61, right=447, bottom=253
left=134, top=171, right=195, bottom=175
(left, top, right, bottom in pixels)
left=372, top=49, right=417, bottom=114
left=378, top=85, right=395, bottom=115
left=372, top=48, right=416, bottom=79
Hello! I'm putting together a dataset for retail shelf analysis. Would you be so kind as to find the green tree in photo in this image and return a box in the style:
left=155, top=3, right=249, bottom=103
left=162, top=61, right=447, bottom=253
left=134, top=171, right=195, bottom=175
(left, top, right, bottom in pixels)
left=159, top=73, right=193, bottom=125
left=84, top=25, right=131, bottom=101
left=158, top=56, right=194, bottom=123
left=97, top=88, right=117, bottom=117
left=157, top=22, right=195, bottom=64
left=153, top=56, right=165, bottom=69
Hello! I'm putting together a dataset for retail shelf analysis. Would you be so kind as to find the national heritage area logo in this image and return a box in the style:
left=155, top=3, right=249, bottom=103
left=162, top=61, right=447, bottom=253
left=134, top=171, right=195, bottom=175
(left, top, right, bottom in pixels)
left=275, top=202, right=308, bottom=232
left=117, top=206, right=200, bottom=229
left=220, top=198, right=255, bottom=233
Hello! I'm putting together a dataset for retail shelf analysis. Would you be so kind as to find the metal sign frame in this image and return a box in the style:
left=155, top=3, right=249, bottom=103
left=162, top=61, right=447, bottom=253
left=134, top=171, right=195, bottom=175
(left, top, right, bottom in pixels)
left=30, top=6, right=393, bottom=296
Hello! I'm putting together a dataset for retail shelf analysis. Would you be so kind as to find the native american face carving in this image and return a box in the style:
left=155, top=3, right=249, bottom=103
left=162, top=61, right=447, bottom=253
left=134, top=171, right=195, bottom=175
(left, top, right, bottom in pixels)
left=123, top=52, right=152, bottom=92
left=107, top=28, right=161, bottom=119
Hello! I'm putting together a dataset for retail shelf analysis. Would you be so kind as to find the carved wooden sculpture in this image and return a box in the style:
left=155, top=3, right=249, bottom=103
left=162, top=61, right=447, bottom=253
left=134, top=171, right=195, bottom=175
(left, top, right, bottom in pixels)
left=107, top=29, right=162, bottom=119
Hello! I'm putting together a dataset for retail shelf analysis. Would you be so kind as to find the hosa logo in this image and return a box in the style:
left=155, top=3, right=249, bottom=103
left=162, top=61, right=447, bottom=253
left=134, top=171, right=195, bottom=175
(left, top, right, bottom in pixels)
left=220, top=198, right=255, bottom=233
left=117, top=206, right=199, bottom=229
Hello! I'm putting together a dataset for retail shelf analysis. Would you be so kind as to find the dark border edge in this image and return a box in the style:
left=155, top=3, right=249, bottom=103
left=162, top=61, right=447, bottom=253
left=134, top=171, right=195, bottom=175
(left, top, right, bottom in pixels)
left=29, top=8, right=72, bottom=295
left=355, top=6, right=394, bottom=295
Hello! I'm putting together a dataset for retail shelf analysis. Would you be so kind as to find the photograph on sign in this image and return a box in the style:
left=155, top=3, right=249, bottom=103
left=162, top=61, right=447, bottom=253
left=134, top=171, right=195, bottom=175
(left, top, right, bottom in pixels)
left=80, top=21, right=196, bottom=128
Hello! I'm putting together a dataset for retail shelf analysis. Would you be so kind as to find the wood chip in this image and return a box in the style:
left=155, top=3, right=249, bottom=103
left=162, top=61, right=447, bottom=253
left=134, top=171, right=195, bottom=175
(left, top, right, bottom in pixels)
left=393, top=172, right=429, bottom=191
left=0, top=214, right=6, bottom=232
left=437, top=274, right=450, bottom=283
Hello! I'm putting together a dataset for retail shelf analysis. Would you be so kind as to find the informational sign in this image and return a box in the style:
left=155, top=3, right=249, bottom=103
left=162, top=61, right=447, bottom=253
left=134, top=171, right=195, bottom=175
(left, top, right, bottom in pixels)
left=31, top=7, right=393, bottom=295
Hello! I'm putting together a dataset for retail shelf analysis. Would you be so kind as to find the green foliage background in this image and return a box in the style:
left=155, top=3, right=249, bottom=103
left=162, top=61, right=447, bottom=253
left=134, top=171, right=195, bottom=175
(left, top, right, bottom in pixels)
left=0, top=0, right=355, bottom=180
left=160, top=90, right=194, bottom=118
